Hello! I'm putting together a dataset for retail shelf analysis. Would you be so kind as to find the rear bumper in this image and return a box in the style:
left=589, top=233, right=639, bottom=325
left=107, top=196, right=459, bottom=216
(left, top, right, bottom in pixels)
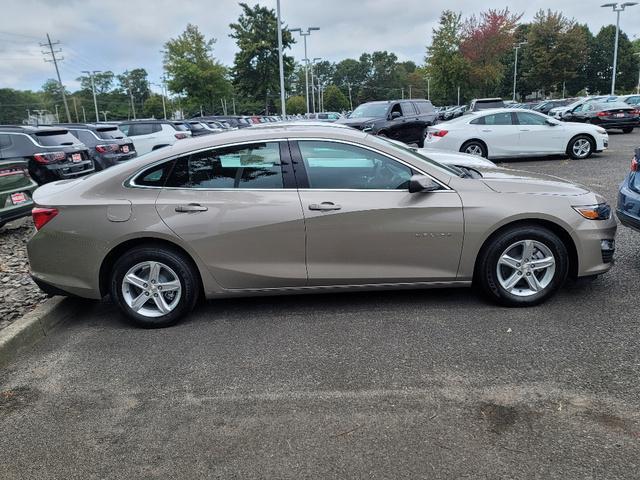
left=93, top=152, right=137, bottom=170
left=595, top=119, right=639, bottom=129
left=617, top=209, right=640, bottom=232
left=30, top=160, right=95, bottom=184
left=0, top=202, right=33, bottom=225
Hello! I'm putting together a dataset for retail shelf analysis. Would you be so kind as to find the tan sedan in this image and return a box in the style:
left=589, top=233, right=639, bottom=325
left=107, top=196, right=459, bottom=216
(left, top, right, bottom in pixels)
left=28, top=124, right=616, bottom=327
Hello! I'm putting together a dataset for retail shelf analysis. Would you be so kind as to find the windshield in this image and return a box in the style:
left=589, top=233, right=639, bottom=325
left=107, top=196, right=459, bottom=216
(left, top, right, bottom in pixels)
left=369, top=135, right=464, bottom=178
left=349, top=103, right=388, bottom=119
left=33, top=130, right=79, bottom=146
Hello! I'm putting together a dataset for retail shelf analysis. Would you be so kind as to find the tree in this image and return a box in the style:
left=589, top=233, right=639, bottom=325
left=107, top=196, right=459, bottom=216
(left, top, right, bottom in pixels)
left=425, top=10, right=469, bottom=105
left=591, top=26, right=639, bottom=94
left=286, top=95, right=306, bottom=114
left=522, top=10, right=588, bottom=97
left=229, top=3, right=295, bottom=114
left=117, top=68, right=150, bottom=102
left=460, top=8, right=522, bottom=97
left=143, top=94, right=166, bottom=119
left=322, top=85, right=349, bottom=112
left=359, top=51, right=405, bottom=101
left=77, top=71, right=115, bottom=94
left=163, top=24, right=232, bottom=114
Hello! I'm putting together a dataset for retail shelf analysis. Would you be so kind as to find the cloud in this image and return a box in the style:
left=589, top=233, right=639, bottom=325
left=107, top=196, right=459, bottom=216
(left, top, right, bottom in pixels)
left=0, top=0, right=637, bottom=91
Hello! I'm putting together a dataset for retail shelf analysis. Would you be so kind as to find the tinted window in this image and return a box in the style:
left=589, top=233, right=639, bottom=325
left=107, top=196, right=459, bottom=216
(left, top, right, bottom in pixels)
left=401, top=103, right=416, bottom=116
left=474, top=100, right=505, bottom=110
left=96, top=127, right=124, bottom=139
left=127, top=123, right=155, bottom=136
left=33, top=130, right=79, bottom=146
left=415, top=102, right=433, bottom=114
left=135, top=160, right=176, bottom=187
left=172, top=123, right=189, bottom=131
left=349, top=103, right=389, bottom=119
left=166, top=142, right=284, bottom=189
left=516, top=112, right=548, bottom=126
left=482, top=112, right=513, bottom=125
left=298, top=140, right=413, bottom=190
left=76, top=130, right=96, bottom=145
left=625, top=96, right=640, bottom=105
left=0, top=134, right=13, bottom=149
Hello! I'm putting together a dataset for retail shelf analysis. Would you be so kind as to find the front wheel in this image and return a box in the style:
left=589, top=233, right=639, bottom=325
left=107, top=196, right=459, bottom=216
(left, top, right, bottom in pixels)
left=110, top=245, right=199, bottom=328
left=622, top=127, right=634, bottom=134
left=476, top=226, right=569, bottom=307
left=567, top=135, right=594, bottom=159
left=417, top=127, right=428, bottom=148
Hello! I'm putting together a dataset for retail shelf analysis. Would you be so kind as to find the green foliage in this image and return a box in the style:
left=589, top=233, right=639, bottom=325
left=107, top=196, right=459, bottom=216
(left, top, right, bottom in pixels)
left=229, top=3, right=294, bottom=113
left=322, top=85, right=349, bottom=112
left=77, top=71, right=115, bottom=94
left=163, top=24, right=232, bottom=114
left=589, top=26, right=638, bottom=93
left=143, top=94, right=166, bottom=119
left=286, top=95, right=306, bottom=114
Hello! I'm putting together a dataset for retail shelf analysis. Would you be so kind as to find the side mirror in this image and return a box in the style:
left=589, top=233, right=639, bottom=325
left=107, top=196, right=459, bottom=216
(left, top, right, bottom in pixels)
left=409, top=175, right=441, bottom=193
left=390, top=111, right=402, bottom=120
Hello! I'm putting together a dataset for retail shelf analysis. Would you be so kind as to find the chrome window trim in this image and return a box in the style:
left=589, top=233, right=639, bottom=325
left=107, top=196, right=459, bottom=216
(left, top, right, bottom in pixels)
left=125, top=136, right=453, bottom=192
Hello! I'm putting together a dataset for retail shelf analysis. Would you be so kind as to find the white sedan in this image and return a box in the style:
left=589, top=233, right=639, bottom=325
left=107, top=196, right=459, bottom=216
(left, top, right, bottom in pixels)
left=424, top=108, right=609, bottom=160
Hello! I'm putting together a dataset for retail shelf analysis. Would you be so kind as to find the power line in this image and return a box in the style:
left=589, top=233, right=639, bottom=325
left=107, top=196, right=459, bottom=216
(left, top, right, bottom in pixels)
left=40, top=33, right=72, bottom=122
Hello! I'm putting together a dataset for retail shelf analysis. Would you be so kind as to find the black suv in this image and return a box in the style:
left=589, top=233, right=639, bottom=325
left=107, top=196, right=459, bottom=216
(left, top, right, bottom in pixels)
left=0, top=125, right=93, bottom=185
left=54, top=123, right=136, bottom=171
left=336, top=99, right=437, bottom=146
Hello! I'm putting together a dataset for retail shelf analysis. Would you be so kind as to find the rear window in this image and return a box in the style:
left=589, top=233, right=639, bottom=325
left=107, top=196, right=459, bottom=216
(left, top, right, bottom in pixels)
left=32, top=130, right=79, bottom=146
left=172, top=123, right=189, bottom=131
left=127, top=123, right=160, bottom=136
left=474, top=100, right=505, bottom=110
left=96, top=127, right=124, bottom=140
left=189, top=123, right=205, bottom=130
left=596, top=102, right=633, bottom=110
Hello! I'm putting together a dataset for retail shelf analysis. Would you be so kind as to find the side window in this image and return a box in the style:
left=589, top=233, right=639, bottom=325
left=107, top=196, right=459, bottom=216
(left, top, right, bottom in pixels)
left=415, top=102, right=433, bottom=114
left=152, top=123, right=162, bottom=133
left=483, top=112, right=513, bottom=125
left=78, top=130, right=95, bottom=144
left=298, top=140, right=413, bottom=190
left=516, top=112, right=548, bottom=126
left=401, top=103, right=416, bottom=116
left=390, top=103, right=402, bottom=117
left=128, top=123, right=154, bottom=136
left=134, top=160, right=176, bottom=187
left=0, top=134, right=13, bottom=150
left=119, top=124, right=130, bottom=135
left=470, top=117, right=485, bottom=125
left=165, top=142, right=284, bottom=189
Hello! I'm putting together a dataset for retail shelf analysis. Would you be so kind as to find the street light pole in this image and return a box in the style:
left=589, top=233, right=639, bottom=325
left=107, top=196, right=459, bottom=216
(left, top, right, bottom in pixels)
left=290, top=27, right=320, bottom=114
left=601, top=3, right=638, bottom=95
left=512, top=41, right=527, bottom=102
left=82, top=70, right=101, bottom=122
left=635, top=52, right=640, bottom=94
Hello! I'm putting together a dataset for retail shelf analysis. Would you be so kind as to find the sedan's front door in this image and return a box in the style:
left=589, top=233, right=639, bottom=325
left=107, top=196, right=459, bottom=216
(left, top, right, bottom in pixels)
left=515, top=111, right=566, bottom=154
left=292, top=140, right=464, bottom=285
left=472, top=111, right=520, bottom=157
left=154, top=141, right=307, bottom=289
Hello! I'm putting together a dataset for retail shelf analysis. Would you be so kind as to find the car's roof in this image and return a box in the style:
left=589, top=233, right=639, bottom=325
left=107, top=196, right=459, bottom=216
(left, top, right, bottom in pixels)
left=359, top=99, right=429, bottom=105
left=49, top=123, right=120, bottom=130
left=0, top=125, right=70, bottom=133
left=119, top=119, right=173, bottom=125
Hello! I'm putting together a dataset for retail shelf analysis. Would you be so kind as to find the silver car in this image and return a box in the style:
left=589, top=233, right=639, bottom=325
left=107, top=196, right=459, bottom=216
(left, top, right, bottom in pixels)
left=28, top=124, right=617, bottom=327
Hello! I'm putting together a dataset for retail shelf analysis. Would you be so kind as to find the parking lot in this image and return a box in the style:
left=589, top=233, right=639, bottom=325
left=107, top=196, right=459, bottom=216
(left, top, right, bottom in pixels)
left=1, top=131, right=639, bottom=478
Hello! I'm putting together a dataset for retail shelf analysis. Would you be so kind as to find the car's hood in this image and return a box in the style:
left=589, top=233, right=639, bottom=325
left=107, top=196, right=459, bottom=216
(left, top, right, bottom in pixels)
left=335, top=116, right=379, bottom=127
left=416, top=148, right=497, bottom=169
left=475, top=166, right=590, bottom=196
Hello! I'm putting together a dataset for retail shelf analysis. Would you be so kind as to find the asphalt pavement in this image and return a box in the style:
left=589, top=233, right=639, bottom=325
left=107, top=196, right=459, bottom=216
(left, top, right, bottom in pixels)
left=1, top=130, right=639, bottom=479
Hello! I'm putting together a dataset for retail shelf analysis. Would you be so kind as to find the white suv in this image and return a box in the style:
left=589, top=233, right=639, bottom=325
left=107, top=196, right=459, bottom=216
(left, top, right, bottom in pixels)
left=118, top=121, right=191, bottom=155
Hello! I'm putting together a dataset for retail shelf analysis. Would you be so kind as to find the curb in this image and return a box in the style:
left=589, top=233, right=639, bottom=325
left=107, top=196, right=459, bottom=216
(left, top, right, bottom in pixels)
left=0, top=296, right=83, bottom=368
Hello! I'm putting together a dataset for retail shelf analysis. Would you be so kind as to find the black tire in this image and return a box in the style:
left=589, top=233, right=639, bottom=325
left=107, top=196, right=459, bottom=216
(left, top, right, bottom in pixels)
left=476, top=225, right=569, bottom=307
left=622, top=127, right=634, bottom=134
left=567, top=135, right=594, bottom=160
left=110, top=245, right=199, bottom=328
left=460, top=140, right=488, bottom=158
left=417, top=127, right=428, bottom=148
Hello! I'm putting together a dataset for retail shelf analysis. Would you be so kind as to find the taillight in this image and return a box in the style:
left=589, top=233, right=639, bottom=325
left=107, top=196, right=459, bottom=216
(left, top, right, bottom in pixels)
left=632, top=156, right=639, bottom=172
left=33, top=152, right=66, bottom=164
left=95, top=144, right=119, bottom=153
left=432, top=130, right=448, bottom=137
left=32, top=207, right=59, bottom=230
left=596, top=111, right=609, bottom=117
left=175, top=133, right=188, bottom=139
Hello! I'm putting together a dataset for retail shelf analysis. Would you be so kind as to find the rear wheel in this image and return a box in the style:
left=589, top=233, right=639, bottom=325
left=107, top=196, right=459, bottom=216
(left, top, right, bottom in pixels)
left=622, top=127, right=634, bottom=134
left=110, top=245, right=199, bottom=328
left=460, top=140, right=487, bottom=158
left=567, top=135, right=594, bottom=159
left=476, top=226, right=569, bottom=307
left=417, top=127, right=428, bottom=148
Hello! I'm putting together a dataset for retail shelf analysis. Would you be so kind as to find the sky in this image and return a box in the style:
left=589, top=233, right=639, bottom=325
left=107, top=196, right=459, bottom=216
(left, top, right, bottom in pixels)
left=0, top=0, right=638, bottom=94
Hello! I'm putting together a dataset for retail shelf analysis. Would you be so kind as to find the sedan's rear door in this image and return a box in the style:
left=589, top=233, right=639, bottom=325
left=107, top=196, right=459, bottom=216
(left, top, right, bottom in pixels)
left=154, top=141, right=307, bottom=289
left=291, top=140, right=464, bottom=285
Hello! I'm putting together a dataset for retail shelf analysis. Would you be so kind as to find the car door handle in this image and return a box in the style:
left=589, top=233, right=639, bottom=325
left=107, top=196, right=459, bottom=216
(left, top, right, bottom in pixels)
left=519, top=129, right=530, bottom=131
left=175, top=203, right=208, bottom=213
left=309, top=202, right=342, bottom=211
left=481, top=129, right=493, bottom=132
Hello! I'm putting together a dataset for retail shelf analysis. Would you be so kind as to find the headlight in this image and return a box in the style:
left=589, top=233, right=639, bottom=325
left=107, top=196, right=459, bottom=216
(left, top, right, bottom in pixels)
left=595, top=127, right=607, bottom=134
left=572, top=203, right=611, bottom=220
left=362, top=123, right=375, bottom=132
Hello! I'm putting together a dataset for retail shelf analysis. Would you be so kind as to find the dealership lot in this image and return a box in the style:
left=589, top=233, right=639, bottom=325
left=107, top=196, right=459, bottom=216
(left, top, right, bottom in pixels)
left=1, top=132, right=639, bottom=478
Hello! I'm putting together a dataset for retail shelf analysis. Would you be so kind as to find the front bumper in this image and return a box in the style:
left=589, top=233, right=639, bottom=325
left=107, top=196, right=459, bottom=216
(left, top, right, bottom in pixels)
left=573, top=215, right=617, bottom=277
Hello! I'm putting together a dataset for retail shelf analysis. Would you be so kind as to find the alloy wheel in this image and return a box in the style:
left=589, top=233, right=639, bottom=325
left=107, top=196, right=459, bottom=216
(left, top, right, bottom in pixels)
left=121, top=261, right=182, bottom=318
left=496, top=240, right=556, bottom=297
left=571, top=138, right=591, bottom=158
left=465, top=144, right=484, bottom=156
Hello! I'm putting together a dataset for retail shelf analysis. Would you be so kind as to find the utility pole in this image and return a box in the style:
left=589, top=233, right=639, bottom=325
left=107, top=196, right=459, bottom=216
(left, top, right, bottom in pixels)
left=457, top=86, right=460, bottom=106
left=232, top=96, right=236, bottom=115
left=409, top=85, right=412, bottom=99
left=81, top=106, right=86, bottom=123
left=347, top=83, right=353, bottom=111
left=513, top=41, right=527, bottom=102
left=82, top=70, right=101, bottom=122
left=401, top=88, right=404, bottom=100
left=124, top=71, right=136, bottom=120
left=41, top=33, right=71, bottom=122
left=276, top=0, right=286, bottom=116
left=427, top=77, right=431, bottom=100
left=290, top=27, right=320, bottom=114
